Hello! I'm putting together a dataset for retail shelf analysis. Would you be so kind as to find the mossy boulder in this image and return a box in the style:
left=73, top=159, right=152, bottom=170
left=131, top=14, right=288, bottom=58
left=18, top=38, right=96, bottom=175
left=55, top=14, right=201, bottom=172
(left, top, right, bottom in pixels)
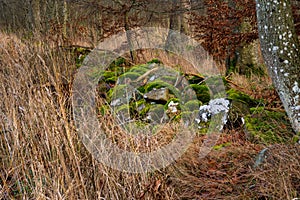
left=109, top=84, right=133, bottom=106
left=131, top=99, right=151, bottom=119
left=227, top=88, right=258, bottom=107
left=145, top=104, right=168, bottom=124
left=114, top=104, right=131, bottom=122
left=244, top=107, right=294, bottom=144
left=189, top=84, right=210, bottom=104
left=158, top=76, right=177, bottom=85
left=117, top=72, right=141, bottom=84
left=186, top=74, right=205, bottom=84
left=144, top=80, right=181, bottom=98
left=181, top=87, right=198, bottom=103
left=164, top=98, right=180, bottom=110
left=128, top=65, right=149, bottom=75
left=183, top=100, right=201, bottom=112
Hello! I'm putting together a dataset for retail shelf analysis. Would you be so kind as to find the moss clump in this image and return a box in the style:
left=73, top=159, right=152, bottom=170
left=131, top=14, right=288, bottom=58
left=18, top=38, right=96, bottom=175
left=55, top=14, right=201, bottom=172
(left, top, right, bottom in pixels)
left=147, top=58, right=162, bottom=64
left=245, top=107, right=294, bottom=144
left=164, top=98, right=180, bottom=110
left=98, top=105, right=110, bottom=116
left=113, top=57, right=127, bottom=67
left=187, top=74, right=205, bottom=84
left=146, top=104, right=167, bottom=123
left=131, top=99, right=151, bottom=119
left=213, top=142, right=231, bottom=150
left=158, top=76, right=177, bottom=85
left=181, top=86, right=198, bottom=102
left=117, top=72, right=141, bottom=84
left=108, top=85, right=127, bottom=99
left=114, top=104, right=131, bottom=122
left=227, top=88, right=258, bottom=107
left=183, top=100, right=201, bottom=112
left=144, top=80, right=181, bottom=98
left=106, top=77, right=117, bottom=84
left=101, top=71, right=116, bottom=79
left=189, top=84, right=210, bottom=104
left=129, top=65, right=149, bottom=75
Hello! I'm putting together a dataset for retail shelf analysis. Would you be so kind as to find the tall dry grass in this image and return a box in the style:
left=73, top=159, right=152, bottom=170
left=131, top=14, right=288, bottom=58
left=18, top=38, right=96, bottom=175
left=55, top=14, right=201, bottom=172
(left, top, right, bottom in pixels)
left=0, top=31, right=299, bottom=199
left=0, top=31, right=177, bottom=199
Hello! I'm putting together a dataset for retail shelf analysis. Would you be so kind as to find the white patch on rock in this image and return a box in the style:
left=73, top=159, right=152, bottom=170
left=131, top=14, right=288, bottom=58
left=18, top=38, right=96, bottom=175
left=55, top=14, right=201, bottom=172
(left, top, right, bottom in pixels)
left=168, top=101, right=179, bottom=113
left=198, top=98, right=230, bottom=126
left=241, top=117, right=245, bottom=125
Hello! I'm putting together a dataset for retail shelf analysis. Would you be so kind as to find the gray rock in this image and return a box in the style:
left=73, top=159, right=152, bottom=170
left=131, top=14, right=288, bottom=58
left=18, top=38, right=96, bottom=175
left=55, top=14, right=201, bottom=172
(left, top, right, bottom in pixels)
left=143, top=87, right=170, bottom=102
left=254, top=148, right=268, bottom=168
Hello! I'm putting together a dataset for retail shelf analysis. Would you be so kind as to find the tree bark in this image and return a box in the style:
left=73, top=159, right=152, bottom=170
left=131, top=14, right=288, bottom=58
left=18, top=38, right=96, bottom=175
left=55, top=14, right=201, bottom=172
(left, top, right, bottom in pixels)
left=62, top=0, right=68, bottom=39
left=256, top=0, right=300, bottom=133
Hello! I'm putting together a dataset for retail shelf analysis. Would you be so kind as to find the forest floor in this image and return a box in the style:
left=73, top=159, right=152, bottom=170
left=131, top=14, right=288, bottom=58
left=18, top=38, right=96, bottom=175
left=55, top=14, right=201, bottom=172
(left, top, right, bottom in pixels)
left=0, top=31, right=299, bottom=200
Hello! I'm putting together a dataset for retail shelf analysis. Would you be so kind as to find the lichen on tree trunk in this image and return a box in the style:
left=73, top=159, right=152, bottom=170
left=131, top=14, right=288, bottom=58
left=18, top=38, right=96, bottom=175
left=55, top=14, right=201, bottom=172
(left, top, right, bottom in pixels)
left=256, top=0, right=300, bottom=133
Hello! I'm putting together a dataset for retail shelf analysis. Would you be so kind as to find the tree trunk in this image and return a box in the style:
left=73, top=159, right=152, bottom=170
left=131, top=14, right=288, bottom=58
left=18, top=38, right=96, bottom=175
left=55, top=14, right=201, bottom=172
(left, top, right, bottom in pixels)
left=31, top=0, right=41, bottom=31
left=165, top=0, right=182, bottom=51
left=62, top=0, right=68, bottom=39
left=256, top=0, right=300, bottom=133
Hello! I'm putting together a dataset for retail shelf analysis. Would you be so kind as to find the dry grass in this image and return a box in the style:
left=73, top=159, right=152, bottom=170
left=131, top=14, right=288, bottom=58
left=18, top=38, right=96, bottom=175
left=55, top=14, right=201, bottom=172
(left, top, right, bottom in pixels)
left=0, top=31, right=299, bottom=199
left=229, top=72, right=282, bottom=108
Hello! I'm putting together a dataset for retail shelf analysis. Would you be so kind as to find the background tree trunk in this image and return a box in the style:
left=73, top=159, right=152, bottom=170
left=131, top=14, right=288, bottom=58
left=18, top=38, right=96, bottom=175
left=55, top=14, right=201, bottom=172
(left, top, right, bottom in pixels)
left=256, top=0, right=300, bottom=133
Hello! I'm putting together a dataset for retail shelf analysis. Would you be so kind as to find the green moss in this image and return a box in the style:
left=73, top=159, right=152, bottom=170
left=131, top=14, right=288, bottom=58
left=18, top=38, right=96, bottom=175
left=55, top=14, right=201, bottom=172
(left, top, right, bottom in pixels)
left=101, top=71, right=115, bottom=79
left=108, top=84, right=127, bottom=99
left=147, top=58, right=162, bottom=64
left=144, top=80, right=181, bottom=98
left=227, top=88, right=258, bottom=107
left=115, top=104, right=130, bottom=113
left=129, top=65, right=149, bottom=75
left=183, top=100, right=201, bottom=112
left=117, top=72, right=141, bottom=84
left=147, top=104, right=167, bottom=123
left=137, top=85, right=146, bottom=93
left=164, top=98, right=180, bottom=110
left=98, top=105, right=109, bottom=116
left=187, top=75, right=205, bottom=84
left=189, top=84, right=210, bottom=104
left=245, top=107, right=294, bottom=144
left=213, top=142, right=231, bottom=150
left=131, top=99, right=151, bottom=118
left=158, top=76, right=177, bottom=85
left=106, top=77, right=117, bottom=84
left=227, top=100, right=250, bottom=128
left=113, top=57, right=127, bottom=67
